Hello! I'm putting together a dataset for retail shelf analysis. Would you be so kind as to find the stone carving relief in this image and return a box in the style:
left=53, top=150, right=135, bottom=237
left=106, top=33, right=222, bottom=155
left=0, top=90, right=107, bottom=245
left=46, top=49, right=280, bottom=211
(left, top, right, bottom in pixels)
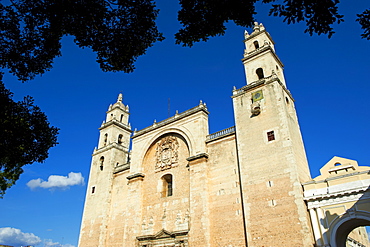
left=155, top=136, right=179, bottom=171
left=175, top=210, right=190, bottom=231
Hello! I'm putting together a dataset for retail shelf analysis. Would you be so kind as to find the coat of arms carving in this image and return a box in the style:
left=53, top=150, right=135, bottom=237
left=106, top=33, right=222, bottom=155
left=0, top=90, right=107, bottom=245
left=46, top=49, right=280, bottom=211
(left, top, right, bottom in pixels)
left=155, top=136, right=179, bottom=171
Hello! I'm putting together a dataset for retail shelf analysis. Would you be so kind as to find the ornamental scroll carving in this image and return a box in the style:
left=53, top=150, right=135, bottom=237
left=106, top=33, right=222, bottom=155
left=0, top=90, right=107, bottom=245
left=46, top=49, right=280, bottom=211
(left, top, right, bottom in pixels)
left=155, top=136, right=179, bottom=171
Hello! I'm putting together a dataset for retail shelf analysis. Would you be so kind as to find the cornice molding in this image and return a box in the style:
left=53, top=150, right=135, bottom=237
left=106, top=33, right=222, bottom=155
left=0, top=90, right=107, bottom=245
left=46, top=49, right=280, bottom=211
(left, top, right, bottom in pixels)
left=232, top=75, right=294, bottom=101
left=304, top=185, right=370, bottom=201
left=114, top=164, right=130, bottom=174
left=127, top=173, right=145, bottom=181
left=186, top=153, right=209, bottom=162
left=305, top=189, right=370, bottom=209
left=302, top=170, right=370, bottom=185
left=132, top=104, right=209, bottom=139
left=242, top=45, right=284, bottom=68
left=244, top=29, right=275, bottom=44
left=136, top=229, right=189, bottom=241
left=93, top=142, right=129, bottom=156
left=99, top=119, right=132, bottom=132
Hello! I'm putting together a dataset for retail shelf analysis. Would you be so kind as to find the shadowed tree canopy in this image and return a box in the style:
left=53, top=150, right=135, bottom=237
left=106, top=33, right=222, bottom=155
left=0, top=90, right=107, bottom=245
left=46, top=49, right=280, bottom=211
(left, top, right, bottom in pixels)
left=0, top=0, right=370, bottom=81
left=176, top=0, right=369, bottom=46
left=0, top=0, right=164, bottom=81
left=0, top=0, right=369, bottom=196
left=0, top=0, right=369, bottom=80
left=0, top=0, right=163, bottom=196
left=0, top=73, right=59, bottom=198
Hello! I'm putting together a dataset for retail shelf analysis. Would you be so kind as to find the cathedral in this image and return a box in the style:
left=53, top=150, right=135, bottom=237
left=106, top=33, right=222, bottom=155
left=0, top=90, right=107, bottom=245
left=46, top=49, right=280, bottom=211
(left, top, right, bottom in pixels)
left=78, top=23, right=370, bottom=247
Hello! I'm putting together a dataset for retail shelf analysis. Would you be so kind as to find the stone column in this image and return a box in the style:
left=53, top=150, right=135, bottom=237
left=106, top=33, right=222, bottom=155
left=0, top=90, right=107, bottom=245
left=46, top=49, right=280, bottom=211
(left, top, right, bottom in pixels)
left=309, top=208, right=323, bottom=246
left=316, top=207, right=330, bottom=246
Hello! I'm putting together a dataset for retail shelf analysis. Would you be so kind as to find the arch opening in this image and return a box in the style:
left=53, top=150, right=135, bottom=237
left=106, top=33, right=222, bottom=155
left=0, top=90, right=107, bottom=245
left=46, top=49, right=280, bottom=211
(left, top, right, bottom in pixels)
left=118, top=134, right=123, bottom=145
left=333, top=217, right=370, bottom=247
left=346, top=226, right=370, bottom=247
left=104, top=133, right=108, bottom=146
left=99, top=156, right=104, bottom=171
left=256, top=68, right=264, bottom=80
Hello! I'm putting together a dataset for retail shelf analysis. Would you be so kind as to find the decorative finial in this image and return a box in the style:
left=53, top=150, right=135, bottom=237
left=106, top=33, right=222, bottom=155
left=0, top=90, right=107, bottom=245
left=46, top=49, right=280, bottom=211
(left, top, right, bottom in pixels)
left=175, top=110, right=179, bottom=115
left=253, top=22, right=260, bottom=32
left=244, top=30, right=249, bottom=39
left=233, top=86, right=237, bottom=91
left=117, top=93, right=123, bottom=103
left=199, top=100, right=203, bottom=105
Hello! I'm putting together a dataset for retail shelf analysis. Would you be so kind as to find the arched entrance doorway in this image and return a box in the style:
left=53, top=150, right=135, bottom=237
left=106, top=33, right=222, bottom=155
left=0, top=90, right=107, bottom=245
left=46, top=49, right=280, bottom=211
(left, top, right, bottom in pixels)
left=330, top=212, right=370, bottom=247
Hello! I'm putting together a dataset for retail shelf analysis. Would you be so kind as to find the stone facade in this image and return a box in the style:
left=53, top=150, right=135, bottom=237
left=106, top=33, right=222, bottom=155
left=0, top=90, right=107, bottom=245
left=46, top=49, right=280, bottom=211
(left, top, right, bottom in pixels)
left=78, top=23, right=369, bottom=247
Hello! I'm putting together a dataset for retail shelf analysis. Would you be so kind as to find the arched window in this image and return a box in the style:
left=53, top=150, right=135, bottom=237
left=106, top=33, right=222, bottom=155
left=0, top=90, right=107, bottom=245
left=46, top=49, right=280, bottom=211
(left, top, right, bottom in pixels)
left=253, top=40, right=259, bottom=49
left=100, top=156, right=104, bottom=171
left=118, top=134, right=123, bottom=145
left=256, top=68, right=264, bottom=80
left=162, top=174, right=173, bottom=197
left=104, top=133, right=108, bottom=146
left=120, top=114, right=123, bottom=122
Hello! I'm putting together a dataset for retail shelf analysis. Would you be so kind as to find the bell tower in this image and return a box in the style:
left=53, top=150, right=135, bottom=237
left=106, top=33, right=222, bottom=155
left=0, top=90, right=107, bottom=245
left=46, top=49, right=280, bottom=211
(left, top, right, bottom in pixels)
left=79, top=93, right=131, bottom=246
left=232, top=23, right=314, bottom=246
left=242, top=22, right=286, bottom=86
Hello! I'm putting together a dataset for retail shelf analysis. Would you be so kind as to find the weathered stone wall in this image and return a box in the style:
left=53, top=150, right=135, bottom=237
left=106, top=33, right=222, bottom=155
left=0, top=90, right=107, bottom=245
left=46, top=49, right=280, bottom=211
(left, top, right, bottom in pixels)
left=207, top=135, right=245, bottom=246
left=232, top=80, right=314, bottom=247
left=140, top=134, right=190, bottom=235
left=79, top=149, right=116, bottom=246
left=104, top=170, right=130, bottom=246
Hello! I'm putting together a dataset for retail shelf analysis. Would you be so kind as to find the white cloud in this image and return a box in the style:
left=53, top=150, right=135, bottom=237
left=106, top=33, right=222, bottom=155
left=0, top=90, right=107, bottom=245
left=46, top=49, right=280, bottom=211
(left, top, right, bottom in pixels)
left=0, top=227, right=41, bottom=246
left=44, top=239, right=75, bottom=247
left=27, top=172, right=84, bottom=190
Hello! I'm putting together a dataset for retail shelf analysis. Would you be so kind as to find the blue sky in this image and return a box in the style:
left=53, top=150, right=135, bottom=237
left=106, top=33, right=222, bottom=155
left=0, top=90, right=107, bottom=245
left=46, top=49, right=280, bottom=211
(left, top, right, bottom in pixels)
left=1, top=1, right=370, bottom=246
